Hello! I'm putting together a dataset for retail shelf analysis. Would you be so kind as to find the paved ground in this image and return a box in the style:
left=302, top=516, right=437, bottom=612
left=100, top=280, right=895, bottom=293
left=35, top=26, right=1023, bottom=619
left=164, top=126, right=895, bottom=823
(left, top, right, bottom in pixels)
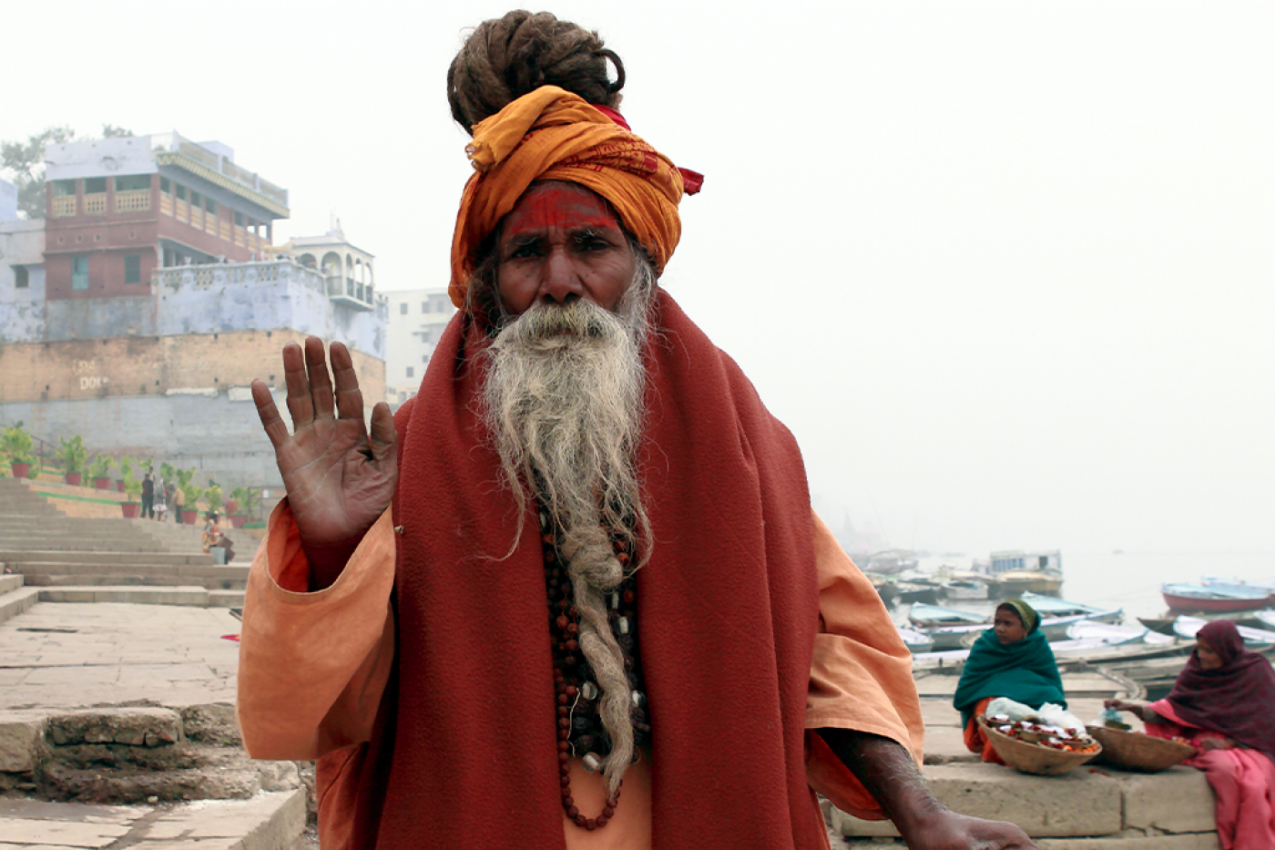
left=0, top=603, right=239, bottom=710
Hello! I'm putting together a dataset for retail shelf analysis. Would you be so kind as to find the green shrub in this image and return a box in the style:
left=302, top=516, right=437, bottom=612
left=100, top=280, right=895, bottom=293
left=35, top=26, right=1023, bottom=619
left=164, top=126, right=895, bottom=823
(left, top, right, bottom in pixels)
left=56, top=436, right=87, bottom=475
left=2, top=422, right=36, bottom=466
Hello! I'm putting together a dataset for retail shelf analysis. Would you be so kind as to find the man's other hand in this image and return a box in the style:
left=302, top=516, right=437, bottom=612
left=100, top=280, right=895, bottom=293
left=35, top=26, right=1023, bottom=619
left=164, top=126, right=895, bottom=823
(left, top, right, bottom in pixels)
left=902, top=809, right=1038, bottom=849
left=252, top=337, right=397, bottom=585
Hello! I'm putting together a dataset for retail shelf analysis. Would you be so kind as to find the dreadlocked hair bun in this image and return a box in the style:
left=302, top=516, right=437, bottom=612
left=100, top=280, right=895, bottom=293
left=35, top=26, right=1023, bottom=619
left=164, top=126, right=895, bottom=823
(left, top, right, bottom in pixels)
left=448, top=10, right=625, bottom=135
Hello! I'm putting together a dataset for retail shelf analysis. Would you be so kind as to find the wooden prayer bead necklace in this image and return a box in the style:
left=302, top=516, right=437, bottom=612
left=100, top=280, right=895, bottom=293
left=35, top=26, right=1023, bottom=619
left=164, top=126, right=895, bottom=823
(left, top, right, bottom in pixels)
left=541, top=508, right=649, bottom=831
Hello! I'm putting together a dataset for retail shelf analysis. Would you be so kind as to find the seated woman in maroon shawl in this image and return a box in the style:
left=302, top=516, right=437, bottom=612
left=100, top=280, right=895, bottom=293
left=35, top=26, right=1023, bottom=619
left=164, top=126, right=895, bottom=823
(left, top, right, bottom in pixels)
left=1107, top=620, right=1275, bottom=850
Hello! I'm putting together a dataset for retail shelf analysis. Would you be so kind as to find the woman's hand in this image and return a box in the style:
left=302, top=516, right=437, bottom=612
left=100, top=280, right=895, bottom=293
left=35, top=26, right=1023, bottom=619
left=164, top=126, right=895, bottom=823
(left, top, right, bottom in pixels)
left=1198, top=737, right=1235, bottom=751
left=1103, top=699, right=1146, bottom=719
left=252, top=337, right=398, bottom=586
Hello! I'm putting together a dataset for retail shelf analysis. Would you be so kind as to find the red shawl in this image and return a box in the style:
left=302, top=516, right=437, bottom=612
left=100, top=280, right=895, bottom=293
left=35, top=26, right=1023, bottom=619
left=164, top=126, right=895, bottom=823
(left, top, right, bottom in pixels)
left=338, top=290, right=824, bottom=848
left=1165, top=619, right=1275, bottom=758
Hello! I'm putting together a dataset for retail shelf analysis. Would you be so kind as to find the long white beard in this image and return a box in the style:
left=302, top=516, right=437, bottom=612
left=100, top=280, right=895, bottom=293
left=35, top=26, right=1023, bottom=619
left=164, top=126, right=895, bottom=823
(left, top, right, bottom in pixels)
left=481, top=284, right=653, bottom=791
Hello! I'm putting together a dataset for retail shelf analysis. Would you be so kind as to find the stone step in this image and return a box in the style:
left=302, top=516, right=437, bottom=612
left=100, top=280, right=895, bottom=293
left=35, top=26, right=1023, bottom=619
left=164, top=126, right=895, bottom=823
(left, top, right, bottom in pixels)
left=23, top=575, right=247, bottom=591
left=0, top=574, right=22, bottom=594
left=0, top=550, right=214, bottom=566
left=0, top=586, right=40, bottom=625
left=831, top=762, right=1217, bottom=841
left=37, top=586, right=212, bottom=606
left=0, top=539, right=171, bottom=553
left=209, top=589, right=246, bottom=607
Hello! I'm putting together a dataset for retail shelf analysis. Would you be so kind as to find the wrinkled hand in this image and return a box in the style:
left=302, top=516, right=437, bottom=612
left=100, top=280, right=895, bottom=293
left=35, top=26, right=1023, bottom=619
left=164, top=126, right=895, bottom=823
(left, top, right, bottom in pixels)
left=1103, top=699, right=1143, bottom=713
left=902, top=809, right=1038, bottom=850
left=252, top=337, right=397, bottom=559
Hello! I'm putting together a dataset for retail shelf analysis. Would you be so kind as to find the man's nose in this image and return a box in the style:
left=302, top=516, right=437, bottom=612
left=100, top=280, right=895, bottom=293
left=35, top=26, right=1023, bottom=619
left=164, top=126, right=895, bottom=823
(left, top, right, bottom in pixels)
left=539, top=247, right=583, bottom=305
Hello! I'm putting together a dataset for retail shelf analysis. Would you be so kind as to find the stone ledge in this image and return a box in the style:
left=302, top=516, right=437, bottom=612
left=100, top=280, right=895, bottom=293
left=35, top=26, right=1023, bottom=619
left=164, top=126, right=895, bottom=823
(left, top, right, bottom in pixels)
left=47, top=707, right=182, bottom=747
left=1036, top=835, right=1221, bottom=850
left=0, top=713, right=44, bottom=773
left=38, top=586, right=210, bottom=606
left=0, top=587, right=39, bottom=625
left=832, top=762, right=1216, bottom=840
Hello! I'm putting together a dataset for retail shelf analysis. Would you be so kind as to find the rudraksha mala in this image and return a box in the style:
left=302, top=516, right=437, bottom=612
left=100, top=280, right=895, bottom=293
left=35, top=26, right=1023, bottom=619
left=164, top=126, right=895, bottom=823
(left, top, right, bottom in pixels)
left=541, top=505, right=649, bottom=831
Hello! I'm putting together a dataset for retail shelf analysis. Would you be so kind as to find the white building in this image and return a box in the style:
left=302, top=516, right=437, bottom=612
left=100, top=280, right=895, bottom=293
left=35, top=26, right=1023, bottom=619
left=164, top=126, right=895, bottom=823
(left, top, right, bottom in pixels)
left=384, top=287, right=456, bottom=406
left=989, top=549, right=1062, bottom=575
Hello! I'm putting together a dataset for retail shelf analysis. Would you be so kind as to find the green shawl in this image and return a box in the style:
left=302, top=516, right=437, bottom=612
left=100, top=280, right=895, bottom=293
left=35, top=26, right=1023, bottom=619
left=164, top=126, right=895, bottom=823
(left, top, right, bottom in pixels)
left=953, top=629, right=1066, bottom=728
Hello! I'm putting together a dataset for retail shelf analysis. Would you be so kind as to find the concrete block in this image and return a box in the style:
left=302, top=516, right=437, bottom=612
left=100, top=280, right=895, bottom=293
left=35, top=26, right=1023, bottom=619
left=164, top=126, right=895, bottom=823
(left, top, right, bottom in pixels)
left=834, top=763, right=1123, bottom=839
left=0, top=587, right=39, bottom=625
left=0, top=713, right=44, bottom=773
left=46, top=707, right=182, bottom=747
left=1036, top=835, right=1220, bottom=850
left=1111, top=766, right=1217, bottom=834
left=208, top=589, right=245, bottom=607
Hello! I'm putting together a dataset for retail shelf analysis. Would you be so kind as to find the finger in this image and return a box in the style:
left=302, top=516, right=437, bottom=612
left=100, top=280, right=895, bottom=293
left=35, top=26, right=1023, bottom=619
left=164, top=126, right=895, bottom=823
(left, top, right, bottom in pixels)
left=251, top=380, right=291, bottom=450
left=330, top=342, right=364, bottom=421
left=368, top=402, right=398, bottom=466
left=282, top=342, right=314, bottom=430
left=305, top=336, right=336, bottom=420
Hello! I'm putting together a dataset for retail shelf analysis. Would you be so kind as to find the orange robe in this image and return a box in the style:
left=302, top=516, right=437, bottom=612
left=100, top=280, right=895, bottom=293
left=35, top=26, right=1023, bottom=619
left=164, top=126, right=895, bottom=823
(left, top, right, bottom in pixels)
left=237, top=505, right=924, bottom=850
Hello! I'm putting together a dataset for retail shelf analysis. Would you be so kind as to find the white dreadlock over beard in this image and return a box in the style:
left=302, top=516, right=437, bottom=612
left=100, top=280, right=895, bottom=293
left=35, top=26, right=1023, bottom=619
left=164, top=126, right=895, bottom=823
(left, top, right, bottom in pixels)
left=481, top=259, right=655, bottom=793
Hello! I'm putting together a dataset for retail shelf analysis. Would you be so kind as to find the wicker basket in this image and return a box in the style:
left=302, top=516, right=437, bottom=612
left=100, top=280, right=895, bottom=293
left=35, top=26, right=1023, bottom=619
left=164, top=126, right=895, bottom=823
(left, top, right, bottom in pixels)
left=1086, top=725, right=1196, bottom=772
left=977, top=716, right=1102, bottom=776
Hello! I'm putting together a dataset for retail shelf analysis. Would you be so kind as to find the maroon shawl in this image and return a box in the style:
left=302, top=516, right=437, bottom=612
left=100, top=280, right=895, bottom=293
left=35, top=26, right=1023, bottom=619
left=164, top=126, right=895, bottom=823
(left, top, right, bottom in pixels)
left=1166, top=620, right=1275, bottom=758
left=339, top=290, right=824, bottom=848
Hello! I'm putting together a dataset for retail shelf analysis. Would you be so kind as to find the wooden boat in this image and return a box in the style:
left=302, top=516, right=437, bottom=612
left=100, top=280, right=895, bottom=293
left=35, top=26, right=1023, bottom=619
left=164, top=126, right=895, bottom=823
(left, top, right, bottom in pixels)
left=1172, top=615, right=1275, bottom=649
left=908, top=603, right=987, bottom=628
left=1021, top=592, right=1123, bottom=624
left=995, top=570, right=1063, bottom=597
left=1065, top=620, right=1164, bottom=646
left=941, top=580, right=990, bottom=601
left=895, top=583, right=941, bottom=605
left=1161, top=583, right=1273, bottom=613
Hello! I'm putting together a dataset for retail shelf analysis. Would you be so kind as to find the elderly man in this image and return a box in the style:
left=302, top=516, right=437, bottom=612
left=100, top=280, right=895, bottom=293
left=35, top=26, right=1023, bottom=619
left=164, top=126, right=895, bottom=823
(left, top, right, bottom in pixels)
left=237, top=11, right=1037, bottom=850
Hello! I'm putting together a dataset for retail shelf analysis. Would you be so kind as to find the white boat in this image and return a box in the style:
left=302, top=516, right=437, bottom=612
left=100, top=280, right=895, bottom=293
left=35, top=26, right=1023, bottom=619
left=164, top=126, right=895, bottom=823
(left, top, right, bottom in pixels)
left=1253, top=610, right=1275, bottom=630
left=897, top=626, right=935, bottom=653
left=1173, top=615, right=1275, bottom=649
left=1064, top=620, right=1174, bottom=647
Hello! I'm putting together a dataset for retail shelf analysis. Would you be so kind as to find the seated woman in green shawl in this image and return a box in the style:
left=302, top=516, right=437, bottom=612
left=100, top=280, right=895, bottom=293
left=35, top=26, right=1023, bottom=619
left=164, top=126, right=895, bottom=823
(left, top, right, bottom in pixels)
left=952, top=598, right=1066, bottom=764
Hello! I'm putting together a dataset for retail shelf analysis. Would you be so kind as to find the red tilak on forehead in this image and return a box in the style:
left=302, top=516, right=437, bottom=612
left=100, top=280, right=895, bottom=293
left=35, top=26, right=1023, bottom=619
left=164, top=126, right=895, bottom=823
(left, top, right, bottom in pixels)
left=502, top=183, right=622, bottom=236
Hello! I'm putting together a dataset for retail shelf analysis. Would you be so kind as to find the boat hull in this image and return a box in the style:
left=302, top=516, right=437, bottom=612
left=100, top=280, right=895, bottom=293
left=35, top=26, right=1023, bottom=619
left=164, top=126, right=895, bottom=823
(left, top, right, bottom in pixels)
left=1162, top=591, right=1273, bottom=613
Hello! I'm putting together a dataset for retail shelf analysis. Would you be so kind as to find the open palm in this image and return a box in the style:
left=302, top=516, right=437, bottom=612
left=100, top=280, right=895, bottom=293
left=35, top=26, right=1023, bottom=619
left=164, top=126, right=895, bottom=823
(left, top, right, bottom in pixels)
left=251, top=338, right=397, bottom=553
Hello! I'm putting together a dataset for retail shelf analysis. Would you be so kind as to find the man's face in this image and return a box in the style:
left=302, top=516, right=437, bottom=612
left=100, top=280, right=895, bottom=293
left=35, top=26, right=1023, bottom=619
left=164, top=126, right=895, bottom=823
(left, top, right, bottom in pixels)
left=495, top=181, right=636, bottom=317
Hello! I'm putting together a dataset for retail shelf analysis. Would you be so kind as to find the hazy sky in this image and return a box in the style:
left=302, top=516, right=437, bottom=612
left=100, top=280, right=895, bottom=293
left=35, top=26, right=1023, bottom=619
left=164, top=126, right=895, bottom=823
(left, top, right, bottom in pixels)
left=6, top=1, right=1273, bottom=558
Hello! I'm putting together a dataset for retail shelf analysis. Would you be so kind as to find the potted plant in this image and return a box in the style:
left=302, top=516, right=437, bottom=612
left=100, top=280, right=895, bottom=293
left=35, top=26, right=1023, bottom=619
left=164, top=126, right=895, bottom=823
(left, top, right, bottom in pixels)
left=121, top=476, right=143, bottom=519
left=227, top=486, right=256, bottom=528
left=2, top=422, right=36, bottom=479
left=57, top=435, right=87, bottom=486
left=175, top=467, right=202, bottom=525
left=88, top=454, right=114, bottom=490
left=116, top=454, right=135, bottom=493
left=205, top=481, right=223, bottom=514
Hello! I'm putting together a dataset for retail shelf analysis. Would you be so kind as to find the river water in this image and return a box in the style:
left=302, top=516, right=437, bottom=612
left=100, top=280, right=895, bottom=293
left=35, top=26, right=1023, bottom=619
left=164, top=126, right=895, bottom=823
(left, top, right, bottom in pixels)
left=889, top=549, right=1275, bottom=626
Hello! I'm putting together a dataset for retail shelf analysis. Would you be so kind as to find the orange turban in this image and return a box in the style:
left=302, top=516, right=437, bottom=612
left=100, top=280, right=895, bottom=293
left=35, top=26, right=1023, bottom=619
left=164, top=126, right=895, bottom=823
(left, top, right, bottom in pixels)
left=448, top=85, right=697, bottom=310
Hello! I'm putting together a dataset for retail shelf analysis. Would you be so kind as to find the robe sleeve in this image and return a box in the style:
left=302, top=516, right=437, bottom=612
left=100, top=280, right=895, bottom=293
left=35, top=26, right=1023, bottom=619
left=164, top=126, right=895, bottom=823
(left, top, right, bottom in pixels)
left=236, top=500, right=397, bottom=761
left=804, top=510, right=925, bottom=821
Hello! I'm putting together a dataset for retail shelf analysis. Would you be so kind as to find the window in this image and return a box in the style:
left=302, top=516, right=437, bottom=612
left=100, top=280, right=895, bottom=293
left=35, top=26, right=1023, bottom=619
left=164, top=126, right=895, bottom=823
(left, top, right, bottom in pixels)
left=422, top=354, right=429, bottom=363
left=175, top=184, right=188, bottom=201
left=52, top=180, right=77, bottom=197
left=399, top=303, right=408, bottom=315
left=114, top=175, right=150, bottom=192
left=234, top=212, right=245, bottom=226
left=190, top=191, right=202, bottom=207
left=421, top=301, right=427, bottom=313
left=84, top=177, right=107, bottom=194
left=72, top=256, right=89, bottom=290
left=13, top=266, right=28, bottom=289
left=205, top=198, right=216, bottom=215
left=160, top=177, right=171, bottom=194
left=406, top=366, right=414, bottom=378
left=124, top=254, right=141, bottom=284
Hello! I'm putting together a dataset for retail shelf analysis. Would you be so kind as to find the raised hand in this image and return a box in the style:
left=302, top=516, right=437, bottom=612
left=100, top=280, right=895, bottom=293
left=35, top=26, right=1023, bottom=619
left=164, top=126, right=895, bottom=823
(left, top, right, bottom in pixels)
left=252, top=337, right=397, bottom=583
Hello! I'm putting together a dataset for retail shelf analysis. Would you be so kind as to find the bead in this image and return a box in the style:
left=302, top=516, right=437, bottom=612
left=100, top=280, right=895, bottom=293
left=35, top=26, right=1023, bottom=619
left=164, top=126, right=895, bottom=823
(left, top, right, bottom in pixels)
left=558, top=752, right=570, bottom=763
left=564, top=685, right=578, bottom=697
left=543, top=533, right=555, bottom=545
left=603, top=805, right=615, bottom=817
left=564, top=655, right=576, bottom=665
left=631, top=690, right=645, bottom=708
left=582, top=752, right=602, bottom=772
left=585, top=818, right=597, bottom=830
left=556, top=615, right=569, bottom=630
left=616, top=617, right=630, bottom=635
left=557, top=694, right=568, bottom=705
left=566, top=623, right=579, bottom=634
left=568, top=806, right=580, bottom=819
left=559, top=717, right=570, bottom=729
left=558, top=706, right=569, bottom=717
left=562, top=790, right=573, bottom=803
left=571, top=714, right=592, bottom=733
left=575, top=815, right=587, bottom=827
left=575, top=734, right=596, bottom=752
left=581, top=681, right=599, bottom=700
left=623, top=588, right=635, bottom=603
left=557, top=599, right=569, bottom=610
left=560, top=760, right=571, bottom=773
left=617, top=552, right=631, bottom=566
left=557, top=740, right=569, bottom=751
left=610, top=592, right=620, bottom=609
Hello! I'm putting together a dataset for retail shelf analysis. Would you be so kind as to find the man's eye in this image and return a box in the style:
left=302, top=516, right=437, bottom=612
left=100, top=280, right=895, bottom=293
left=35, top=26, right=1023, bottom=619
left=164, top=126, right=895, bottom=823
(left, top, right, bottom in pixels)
left=509, top=242, right=540, bottom=259
left=577, top=236, right=610, bottom=251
